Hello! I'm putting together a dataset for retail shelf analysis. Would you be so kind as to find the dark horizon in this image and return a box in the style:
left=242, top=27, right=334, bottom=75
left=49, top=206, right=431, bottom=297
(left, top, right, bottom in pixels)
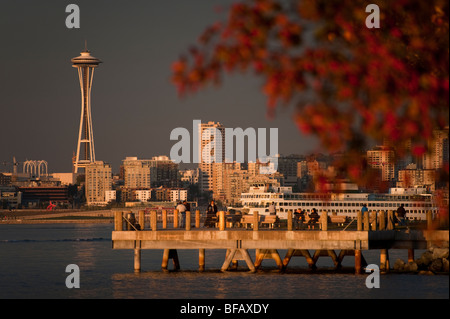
left=0, top=1, right=321, bottom=174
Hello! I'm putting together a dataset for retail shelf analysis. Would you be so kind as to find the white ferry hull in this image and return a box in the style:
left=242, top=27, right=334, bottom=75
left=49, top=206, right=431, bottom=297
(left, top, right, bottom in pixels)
left=238, top=187, right=438, bottom=221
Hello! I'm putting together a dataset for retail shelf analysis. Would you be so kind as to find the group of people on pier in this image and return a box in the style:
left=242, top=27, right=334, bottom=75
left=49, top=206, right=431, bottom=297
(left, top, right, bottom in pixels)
left=174, top=200, right=410, bottom=230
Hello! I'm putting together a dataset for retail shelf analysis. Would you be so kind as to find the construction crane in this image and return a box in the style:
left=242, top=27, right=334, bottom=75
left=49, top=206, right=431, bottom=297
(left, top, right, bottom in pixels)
left=0, top=157, right=20, bottom=173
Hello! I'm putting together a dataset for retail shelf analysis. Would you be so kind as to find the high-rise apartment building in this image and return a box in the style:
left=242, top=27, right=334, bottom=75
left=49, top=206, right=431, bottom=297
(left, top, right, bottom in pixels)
left=397, top=168, right=436, bottom=190
left=198, top=121, right=225, bottom=193
left=85, top=161, right=112, bottom=205
left=367, top=146, right=396, bottom=181
left=423, top=128, right=449, bottom=170
left=212, top=162, right=242, bottom=202
left=122, top=157, right=152, bottom=189
left=224, top=169, right=249, bottom=206
left=122, top=156, right=179, bottom=190
left=151, top=156, right=180, bottom=188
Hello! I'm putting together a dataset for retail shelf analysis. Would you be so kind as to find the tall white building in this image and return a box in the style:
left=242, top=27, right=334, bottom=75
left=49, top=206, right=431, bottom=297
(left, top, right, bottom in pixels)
left=135, top=190, right=152, bottom=202
left=198, top=121, right=225, bottom=193
left=105, top=190, right=117, bottom=203
left=170, top=189, right=188, bottom=202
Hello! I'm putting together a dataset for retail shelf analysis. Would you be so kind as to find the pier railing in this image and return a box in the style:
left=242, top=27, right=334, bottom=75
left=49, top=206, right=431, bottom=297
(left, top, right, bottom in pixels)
left=113, top=209, right=443, bottom=232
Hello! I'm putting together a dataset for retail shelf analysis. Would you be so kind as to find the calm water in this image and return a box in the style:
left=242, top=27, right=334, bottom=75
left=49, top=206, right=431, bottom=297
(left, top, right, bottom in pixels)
left=0, top=223, right=448, bottom=300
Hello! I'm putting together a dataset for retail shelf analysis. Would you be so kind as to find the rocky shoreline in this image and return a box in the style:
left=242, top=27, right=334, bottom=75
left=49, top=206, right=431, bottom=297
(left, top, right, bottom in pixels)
left=394, top=246, right=449, bottom=275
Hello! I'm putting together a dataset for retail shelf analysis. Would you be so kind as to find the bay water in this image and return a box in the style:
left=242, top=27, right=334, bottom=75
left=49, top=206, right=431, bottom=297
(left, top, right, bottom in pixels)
left=0, top=223, right=448, bottom=299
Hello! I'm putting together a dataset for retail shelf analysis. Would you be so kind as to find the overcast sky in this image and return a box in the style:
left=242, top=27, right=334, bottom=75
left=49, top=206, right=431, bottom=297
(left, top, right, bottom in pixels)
left=0, top=0, right=321, bottom=173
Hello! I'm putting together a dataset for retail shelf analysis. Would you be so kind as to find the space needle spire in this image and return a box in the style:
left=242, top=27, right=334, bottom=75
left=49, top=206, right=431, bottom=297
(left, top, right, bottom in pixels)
left=71, top=45, right=102, bottom=174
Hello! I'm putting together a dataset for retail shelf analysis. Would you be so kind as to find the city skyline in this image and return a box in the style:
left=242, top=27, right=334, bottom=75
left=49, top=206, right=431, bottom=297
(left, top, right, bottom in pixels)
left=0, top=1, right=320, bottom=174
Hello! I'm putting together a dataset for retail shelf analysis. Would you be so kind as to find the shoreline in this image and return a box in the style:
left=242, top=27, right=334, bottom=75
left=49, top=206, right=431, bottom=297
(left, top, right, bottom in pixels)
left=0, top=209, right=114, bottom=225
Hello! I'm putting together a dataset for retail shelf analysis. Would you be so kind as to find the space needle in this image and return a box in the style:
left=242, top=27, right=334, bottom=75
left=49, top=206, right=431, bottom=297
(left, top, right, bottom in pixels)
left=71, top=44, right=102, bottom=174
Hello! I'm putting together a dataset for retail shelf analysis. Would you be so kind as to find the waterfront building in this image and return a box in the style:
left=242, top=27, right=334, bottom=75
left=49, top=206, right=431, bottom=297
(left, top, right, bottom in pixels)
left=0, top=186, right=21, bottom=209
left=85, top=161, right=112, bottom=206
left=105, top=190, right=117, bottom=203
left=0, top=173, right=11, bottom=186
left=170, top=189, right=188, bottom=202
left=19, top=186, right=68, bottom=207
left=134, top=189, right=152, bottom=202
left=152, top=187, right=171, bottom=202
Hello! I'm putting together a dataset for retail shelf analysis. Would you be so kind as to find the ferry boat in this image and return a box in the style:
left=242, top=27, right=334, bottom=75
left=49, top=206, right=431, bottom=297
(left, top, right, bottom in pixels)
left=237, top=184, right=438, bottom=221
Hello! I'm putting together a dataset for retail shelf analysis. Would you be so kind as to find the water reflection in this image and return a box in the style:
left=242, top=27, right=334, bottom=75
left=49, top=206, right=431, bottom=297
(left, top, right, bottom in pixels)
left=1, top=224, right=447, bottom=299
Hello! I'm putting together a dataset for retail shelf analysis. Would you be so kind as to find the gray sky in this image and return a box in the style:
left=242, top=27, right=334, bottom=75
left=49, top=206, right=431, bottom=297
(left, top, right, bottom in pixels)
left=0, top=0, right=320, bottom=173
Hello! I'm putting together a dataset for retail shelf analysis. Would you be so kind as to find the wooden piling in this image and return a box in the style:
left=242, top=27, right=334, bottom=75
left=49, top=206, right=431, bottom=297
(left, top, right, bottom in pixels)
left=253, top=212, right=259, bottom=231
left=357, top=211, right=362, bottom=231
left=408, top=249, right=415, bottom=263
left=371, top=211, right=377, bottom=231
left=195, top=210, right=201, bottom=228
left=380, top=249, right=390, bottom=273
left=321, top=211, right=328, bottom=231
left=199, top=249, right=205, bottom=272
left=186, top=211, right=191, bottom=231
left=138, top=210, right=145, bottom=230
left=162, top=249, right=180, bottom=271
left=287, top=210, right=293, bottom=231
left=125, top=211, right=134, bottom=231
left=173, top=209, right=179, bottom=228
left=114, top=211, right=123, bottom=231
left=355, top=250, right=362, bottom=274
left=427, top=211, right=433, bottom=230
left=219, top=211, right=225, bottom=231
left=162, top=210, right=167, bottom=229
left=387, top=211, right=394, bottom=230
left=379, top=211, right=386, bottom=230
left=134, top=248, right=141, bottom=272
left=151, top=211, right=157, bottom=231
left=363, top=211, right=370, bottom=231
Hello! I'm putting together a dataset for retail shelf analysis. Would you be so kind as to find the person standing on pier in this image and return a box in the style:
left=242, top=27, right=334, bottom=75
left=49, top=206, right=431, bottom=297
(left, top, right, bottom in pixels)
left=299, top=209, right=306, bottom=230
left=294, top=208, right=305, bottom=230
left=205, top=200, right=218, bottom=228
left=396, top=204, right=407, bottom=227
left=361, top=204, right=368, bottom=214
left=268, top=202, right=276, bottom=215
left=183, top=200, right=191, bottom=213
left=308, top=208, right=319, bottom=229
left=176, top=201, right=187, bottom=228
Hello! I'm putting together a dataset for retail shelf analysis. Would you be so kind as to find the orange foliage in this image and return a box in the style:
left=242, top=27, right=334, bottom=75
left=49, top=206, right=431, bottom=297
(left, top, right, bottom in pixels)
left=172, top=0, right=449, bottom=187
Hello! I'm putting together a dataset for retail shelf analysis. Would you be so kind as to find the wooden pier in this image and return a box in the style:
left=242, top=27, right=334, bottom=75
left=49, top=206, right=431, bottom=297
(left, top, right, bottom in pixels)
left=111, top=210, right=449, bottom=274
